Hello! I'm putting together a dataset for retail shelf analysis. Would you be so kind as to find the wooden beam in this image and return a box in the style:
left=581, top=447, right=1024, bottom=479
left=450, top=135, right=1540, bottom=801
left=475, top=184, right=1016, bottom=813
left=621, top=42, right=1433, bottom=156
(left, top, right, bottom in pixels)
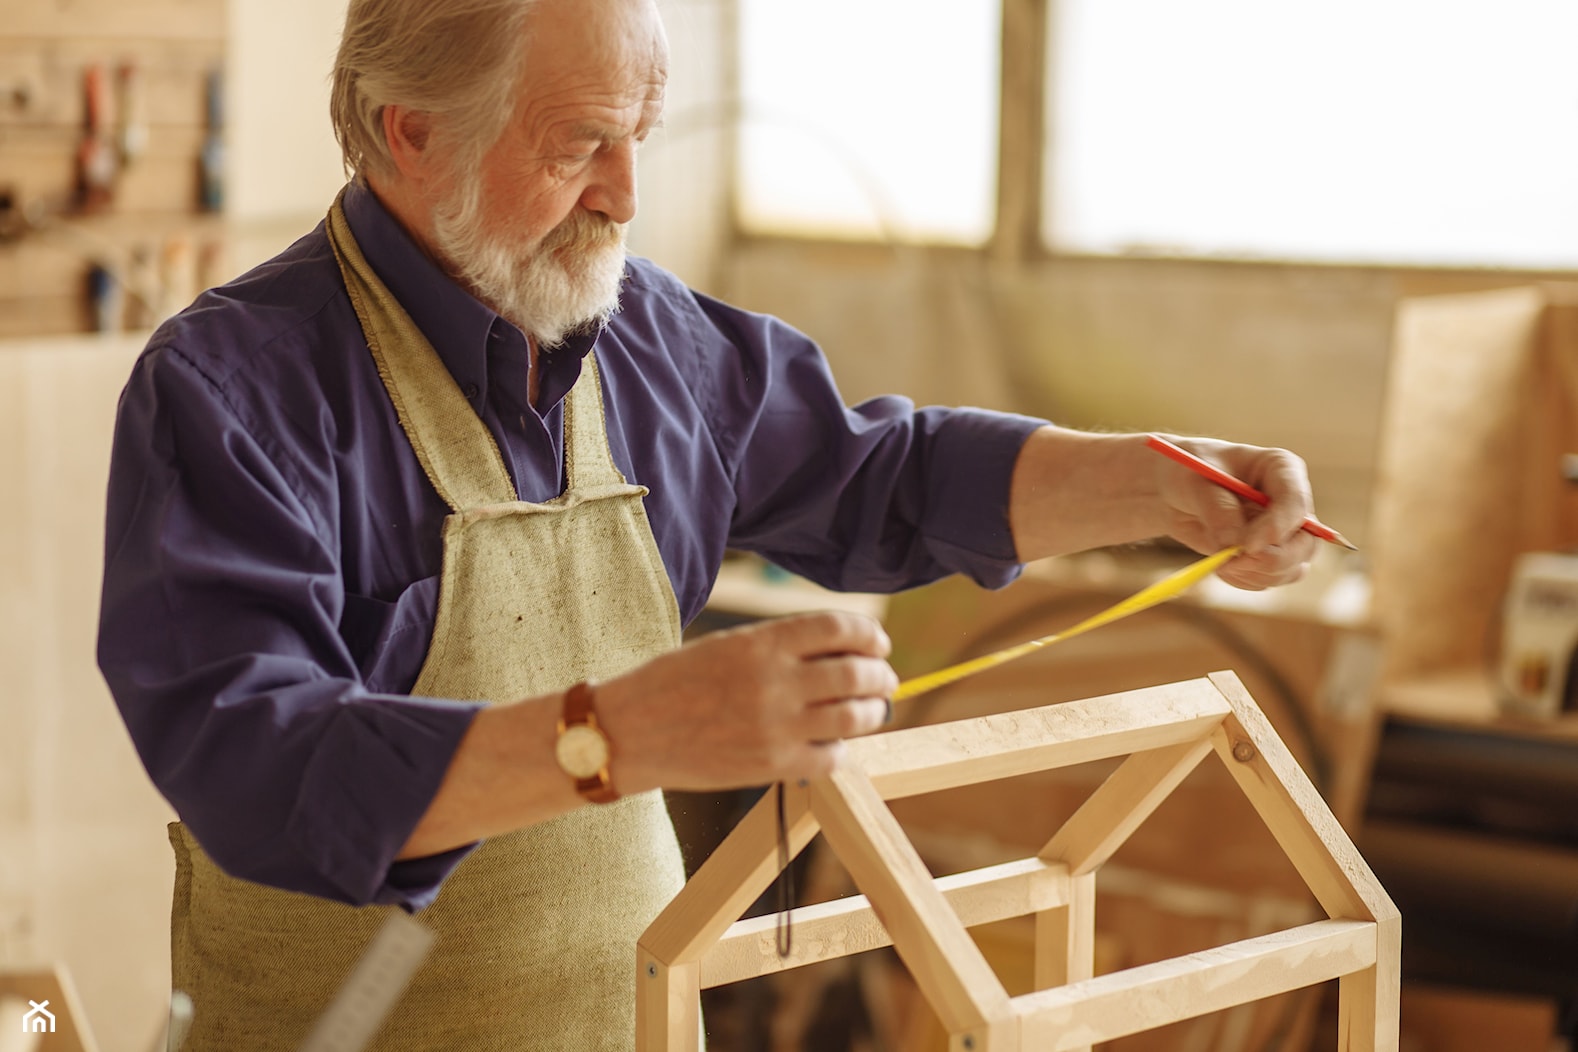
left=634, top=953, right=700, bottom=1052
left=1034, top=870, right=1094, bottom=1005
left=1039, top=736, right=1215, bottom=875
left=640, top=781, right=818, bottom=966
left=1206, top=671, right=1397, bottom=924
left=852, top=678, right=1230, bottom=800
left=700, top=857, right=1070, bottom=988
left=1016, top=919, right=1377, bottom=1051
left=990, top=0, right=1049, bottom=262
left=1338, top=914, right=1402, bottom=1052
left=811, top=767, right=1013, bottom=1035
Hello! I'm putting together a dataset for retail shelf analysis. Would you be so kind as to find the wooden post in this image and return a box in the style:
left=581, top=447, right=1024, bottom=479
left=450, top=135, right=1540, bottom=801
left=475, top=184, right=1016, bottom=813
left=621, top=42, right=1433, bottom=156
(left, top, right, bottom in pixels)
left=1338, top=914, right=1402, bottom=1052
left=635, top=951, right=700, bottom=1052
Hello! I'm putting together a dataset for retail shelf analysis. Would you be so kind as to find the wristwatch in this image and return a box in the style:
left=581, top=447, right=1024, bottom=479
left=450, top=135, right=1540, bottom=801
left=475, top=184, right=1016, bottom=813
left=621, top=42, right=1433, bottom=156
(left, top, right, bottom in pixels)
left=555, top=681, right=619, bottom=804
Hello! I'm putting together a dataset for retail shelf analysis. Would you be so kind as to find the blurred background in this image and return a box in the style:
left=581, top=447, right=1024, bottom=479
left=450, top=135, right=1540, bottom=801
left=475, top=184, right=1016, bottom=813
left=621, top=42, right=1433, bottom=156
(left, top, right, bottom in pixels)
left=3, top=0, right=1577, bottom=1048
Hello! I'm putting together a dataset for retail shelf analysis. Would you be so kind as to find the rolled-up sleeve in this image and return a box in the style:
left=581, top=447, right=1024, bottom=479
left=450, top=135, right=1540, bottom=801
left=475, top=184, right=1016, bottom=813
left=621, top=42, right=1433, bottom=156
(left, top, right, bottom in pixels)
left=691, top=290, right=1047, bottom=593
left=98, top=345, right=481, bottom=911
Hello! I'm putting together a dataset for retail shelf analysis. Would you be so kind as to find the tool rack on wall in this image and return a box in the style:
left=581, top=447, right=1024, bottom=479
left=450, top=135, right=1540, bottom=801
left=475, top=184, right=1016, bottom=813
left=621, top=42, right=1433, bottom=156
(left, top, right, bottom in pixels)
left=0, top=0, right=226, bottom=339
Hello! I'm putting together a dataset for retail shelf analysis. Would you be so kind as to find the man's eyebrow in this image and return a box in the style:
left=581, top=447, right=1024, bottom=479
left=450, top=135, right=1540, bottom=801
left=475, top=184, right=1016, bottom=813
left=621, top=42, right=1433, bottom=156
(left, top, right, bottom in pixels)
left=566, top=122, right=624, bottom=143
left=566, top=114, right=664, bottom=143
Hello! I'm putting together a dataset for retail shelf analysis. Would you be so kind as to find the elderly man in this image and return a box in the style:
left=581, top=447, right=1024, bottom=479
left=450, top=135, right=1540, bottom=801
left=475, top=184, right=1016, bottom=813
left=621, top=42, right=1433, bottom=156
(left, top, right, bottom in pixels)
left=98, top=0, right=1318, bottom=1047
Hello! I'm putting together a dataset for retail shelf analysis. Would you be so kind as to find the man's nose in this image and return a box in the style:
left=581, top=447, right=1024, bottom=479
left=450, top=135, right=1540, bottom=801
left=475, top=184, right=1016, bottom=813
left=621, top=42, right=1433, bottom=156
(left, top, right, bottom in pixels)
left=582, top=143, right=638, bottom=225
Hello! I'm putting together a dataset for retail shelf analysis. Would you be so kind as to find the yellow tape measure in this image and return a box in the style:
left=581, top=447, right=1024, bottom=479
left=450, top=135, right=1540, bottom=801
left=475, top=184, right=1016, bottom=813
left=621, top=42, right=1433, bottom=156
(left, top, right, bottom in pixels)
left=892, top=545, right=1243, bottom=703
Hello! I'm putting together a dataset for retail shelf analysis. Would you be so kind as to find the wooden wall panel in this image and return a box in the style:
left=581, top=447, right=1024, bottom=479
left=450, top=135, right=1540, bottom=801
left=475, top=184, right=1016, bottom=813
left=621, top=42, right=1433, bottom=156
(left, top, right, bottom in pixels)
left=1369, top=283, right=1578, bottom=682
left=0, top=335, right=174, bottom=1052
left=4, top=0, right=223, bottom=42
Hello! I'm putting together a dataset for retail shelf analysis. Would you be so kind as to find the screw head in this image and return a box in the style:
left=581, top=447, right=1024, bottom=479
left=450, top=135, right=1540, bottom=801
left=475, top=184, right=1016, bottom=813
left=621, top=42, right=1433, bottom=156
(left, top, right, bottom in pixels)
left=646, top=963, right=657, bottom=978
left=962, top=1037, right=976, bottom=1050
left=1232, top=740, right=1257, bottom=763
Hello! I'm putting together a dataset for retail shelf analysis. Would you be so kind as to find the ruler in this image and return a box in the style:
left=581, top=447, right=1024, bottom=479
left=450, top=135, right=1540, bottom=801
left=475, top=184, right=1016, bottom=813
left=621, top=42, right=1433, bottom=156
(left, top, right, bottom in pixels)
left=893, top=545, right=1242, bottom=702
left=297, top=913, right=435, bottom=1052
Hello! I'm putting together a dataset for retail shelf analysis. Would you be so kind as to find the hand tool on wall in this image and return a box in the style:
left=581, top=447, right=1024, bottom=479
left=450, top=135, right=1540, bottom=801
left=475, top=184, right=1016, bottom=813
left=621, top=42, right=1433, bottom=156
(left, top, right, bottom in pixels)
left=199, top=68, right=224, bottom=212
left=77, top=64, right=119, bottom=210
left=117, top=62, right=149, bottom=165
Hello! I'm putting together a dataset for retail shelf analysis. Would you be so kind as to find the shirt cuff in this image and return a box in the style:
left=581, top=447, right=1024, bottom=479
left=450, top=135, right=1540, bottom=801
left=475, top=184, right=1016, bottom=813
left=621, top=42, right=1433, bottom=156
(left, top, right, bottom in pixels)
left=286, top=693, right=483, bottom=910
left=919, top=408, right=1048, bottom=586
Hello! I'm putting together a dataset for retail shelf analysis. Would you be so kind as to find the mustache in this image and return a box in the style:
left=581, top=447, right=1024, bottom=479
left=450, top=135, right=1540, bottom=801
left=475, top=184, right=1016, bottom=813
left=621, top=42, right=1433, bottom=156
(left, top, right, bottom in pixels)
left=540, top=208, right=626, bottom=257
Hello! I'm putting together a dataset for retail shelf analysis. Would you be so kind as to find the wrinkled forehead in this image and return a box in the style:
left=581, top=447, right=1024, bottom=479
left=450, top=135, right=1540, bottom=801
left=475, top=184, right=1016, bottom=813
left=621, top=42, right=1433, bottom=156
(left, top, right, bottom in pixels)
left=519, top=0, right=669, bottom=108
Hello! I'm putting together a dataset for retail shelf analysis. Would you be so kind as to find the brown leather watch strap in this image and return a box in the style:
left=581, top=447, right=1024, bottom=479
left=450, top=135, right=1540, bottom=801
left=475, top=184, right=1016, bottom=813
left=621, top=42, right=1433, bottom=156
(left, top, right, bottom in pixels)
left=564, top=679, right=597, bottom=724
left=563, top=681, right=620, bottom=804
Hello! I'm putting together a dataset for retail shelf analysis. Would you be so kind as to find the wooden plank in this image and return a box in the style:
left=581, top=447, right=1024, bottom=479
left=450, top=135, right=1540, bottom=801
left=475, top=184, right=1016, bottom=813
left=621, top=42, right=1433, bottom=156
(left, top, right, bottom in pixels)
left=1531, top=286, right=1578, bottom=549
left=700, top=856, right=1070, bottom=988
left=852, top=678, right=1231, bottom=800
left=1015, top=919, right=1376, bottom=1051
left=1033, top=869, right=1093, bottom=994
left=639, top=781, right=817, bottom=966
left=1338, top=914, right=1401, bottom=1052
left=1205, top=671, right=1396, bottom=925
left=3, top=1, right=225, bottom=41
left=1371, top=285, right=1546, bottom=679
left=634, top=954, right=700, bottom=1052
left=0, top=295, right=88, bottom=339
left=990, top=0, right=1046, bottom=262
left=810, top=767, right=1012, bottom=1036
left=1039, top=736, right=1215, bottom=875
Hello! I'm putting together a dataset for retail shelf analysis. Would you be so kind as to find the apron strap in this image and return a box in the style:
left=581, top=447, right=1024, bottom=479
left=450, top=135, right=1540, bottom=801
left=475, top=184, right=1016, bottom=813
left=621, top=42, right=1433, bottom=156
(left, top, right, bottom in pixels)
left=562, top=353, right=629, bottom=491
left=326, top=191, right=519, bottom=511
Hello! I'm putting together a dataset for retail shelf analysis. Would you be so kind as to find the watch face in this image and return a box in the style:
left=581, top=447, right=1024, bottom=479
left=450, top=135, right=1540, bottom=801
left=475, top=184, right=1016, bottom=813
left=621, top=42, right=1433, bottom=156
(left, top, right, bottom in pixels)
left=555, top=724, right=610, bottom=779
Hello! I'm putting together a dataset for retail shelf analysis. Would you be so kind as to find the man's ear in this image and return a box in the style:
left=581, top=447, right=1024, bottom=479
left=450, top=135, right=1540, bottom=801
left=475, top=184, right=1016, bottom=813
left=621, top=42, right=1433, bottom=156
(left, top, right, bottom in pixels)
left=382, top=105, right=436, bottom=180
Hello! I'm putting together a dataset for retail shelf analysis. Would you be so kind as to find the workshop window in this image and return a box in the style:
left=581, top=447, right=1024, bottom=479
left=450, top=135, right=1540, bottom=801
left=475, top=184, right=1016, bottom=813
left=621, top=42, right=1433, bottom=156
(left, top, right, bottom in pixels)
left=1046, top=0, right=1578, bottom=267
left=735, top=0, right=1001, bottom=245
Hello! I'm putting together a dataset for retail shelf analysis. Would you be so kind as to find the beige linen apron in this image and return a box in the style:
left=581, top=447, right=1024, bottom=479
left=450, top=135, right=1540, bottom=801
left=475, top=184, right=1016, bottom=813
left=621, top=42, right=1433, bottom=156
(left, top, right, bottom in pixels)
left=166, top=194, right=687, bottom=1050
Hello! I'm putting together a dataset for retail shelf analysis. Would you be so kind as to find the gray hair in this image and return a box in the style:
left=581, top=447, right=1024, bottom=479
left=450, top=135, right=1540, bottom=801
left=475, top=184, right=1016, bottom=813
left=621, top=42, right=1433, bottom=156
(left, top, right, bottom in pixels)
left=329, top=0, right=540, bottom=180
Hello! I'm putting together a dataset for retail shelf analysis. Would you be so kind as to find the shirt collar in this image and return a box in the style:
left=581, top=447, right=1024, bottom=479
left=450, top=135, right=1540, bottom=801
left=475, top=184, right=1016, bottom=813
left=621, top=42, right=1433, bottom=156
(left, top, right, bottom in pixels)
left=339, top=180, right=600, bottom=410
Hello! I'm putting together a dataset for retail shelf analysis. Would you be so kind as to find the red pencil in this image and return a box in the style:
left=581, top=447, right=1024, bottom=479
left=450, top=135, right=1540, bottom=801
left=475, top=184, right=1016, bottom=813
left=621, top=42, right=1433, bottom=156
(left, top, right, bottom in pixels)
left=1145, top=435, right=1357, bottom=550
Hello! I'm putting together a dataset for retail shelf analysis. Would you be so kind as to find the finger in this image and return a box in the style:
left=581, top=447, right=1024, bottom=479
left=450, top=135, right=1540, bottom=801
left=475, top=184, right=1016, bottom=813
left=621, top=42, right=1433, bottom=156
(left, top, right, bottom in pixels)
left=1240, top=453, right=1314, bottom=554
left=1218, top=547, right=1313, bottom=590
left=1236, top=532, right=1317, bottom=577
left=769, top=610, right=892, bottom=659
left=799, top=696, right=891, bottom=743
left=795, top=654, right=899, bottom=705
left=779, top=739, right=846, bottom=782
left=1188, top=478, right=1248, bottom=550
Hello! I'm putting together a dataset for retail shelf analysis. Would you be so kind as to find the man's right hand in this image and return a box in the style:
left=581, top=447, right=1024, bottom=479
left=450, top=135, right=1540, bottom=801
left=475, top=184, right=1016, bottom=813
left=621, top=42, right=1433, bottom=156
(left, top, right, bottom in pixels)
left=398, top=611, right=895, bottom=860
left=596, top=611, right=897, bottom=794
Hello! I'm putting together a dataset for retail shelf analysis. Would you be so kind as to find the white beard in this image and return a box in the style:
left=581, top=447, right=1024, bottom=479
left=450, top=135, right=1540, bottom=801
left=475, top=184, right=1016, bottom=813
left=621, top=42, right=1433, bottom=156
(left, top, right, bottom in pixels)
left=432, top=180, right=628, bottom=347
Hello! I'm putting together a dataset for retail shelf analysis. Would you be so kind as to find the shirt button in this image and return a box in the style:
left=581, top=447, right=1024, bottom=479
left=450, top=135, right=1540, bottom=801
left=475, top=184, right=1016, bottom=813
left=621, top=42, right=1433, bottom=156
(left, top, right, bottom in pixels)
left=463, top=383, right=480, bottom=400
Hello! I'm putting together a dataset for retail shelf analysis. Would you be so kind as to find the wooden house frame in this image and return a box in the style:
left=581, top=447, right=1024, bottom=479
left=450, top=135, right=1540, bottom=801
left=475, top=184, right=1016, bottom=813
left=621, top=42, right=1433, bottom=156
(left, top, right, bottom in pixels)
left=637, top=671, right=1400, bottom=1051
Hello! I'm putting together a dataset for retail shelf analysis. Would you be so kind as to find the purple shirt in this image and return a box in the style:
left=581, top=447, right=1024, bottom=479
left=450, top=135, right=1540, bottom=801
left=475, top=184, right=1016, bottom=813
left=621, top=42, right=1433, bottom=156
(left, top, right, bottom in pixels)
left=97, top=181, right=1045, bottom=910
